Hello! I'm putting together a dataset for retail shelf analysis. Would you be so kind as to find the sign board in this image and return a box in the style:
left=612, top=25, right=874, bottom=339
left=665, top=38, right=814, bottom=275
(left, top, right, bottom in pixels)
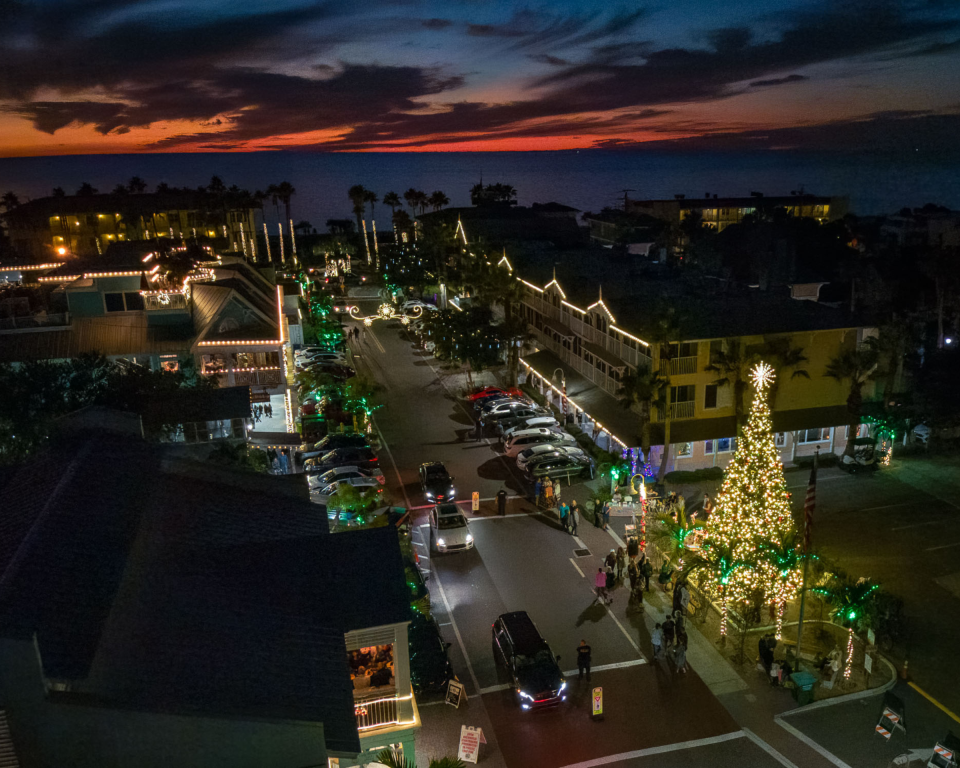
left=445, top=679, right=465, bottom=708
left=472, top=492, right=480, bottom=512
left=867, top=628, right=876, bottom=646
left=864, top=654, right=873, bottom=674
left=458, top=726, right=485, bottom=764
left=592, top=686, right=603, bottom=718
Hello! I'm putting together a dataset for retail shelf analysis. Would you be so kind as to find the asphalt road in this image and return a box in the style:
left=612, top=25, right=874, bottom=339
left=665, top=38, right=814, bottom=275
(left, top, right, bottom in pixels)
left=355, top=320, right=789, bottom=768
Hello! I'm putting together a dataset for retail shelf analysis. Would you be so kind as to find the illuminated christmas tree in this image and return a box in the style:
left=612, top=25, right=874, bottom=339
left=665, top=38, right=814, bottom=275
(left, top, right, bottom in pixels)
left=701, top=362, right=802, bottom=638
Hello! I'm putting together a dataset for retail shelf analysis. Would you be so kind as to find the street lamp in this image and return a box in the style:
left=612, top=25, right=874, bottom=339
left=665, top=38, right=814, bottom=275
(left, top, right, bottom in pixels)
left=634, top=475, right=648, bottom=551
left=552, top=367, right=567, bottom=418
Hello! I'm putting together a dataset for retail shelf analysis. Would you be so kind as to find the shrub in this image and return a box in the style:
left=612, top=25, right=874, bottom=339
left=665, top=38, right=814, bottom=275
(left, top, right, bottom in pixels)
left=520, top=382, right=546, bottom=406
left=794, top=452, right=839, bottom=468
left=663, top=467, right=724, bottom=483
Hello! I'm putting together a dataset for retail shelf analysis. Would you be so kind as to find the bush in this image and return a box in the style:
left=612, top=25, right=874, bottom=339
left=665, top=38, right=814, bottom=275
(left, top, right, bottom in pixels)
left=520, top=382, right=546, bottom=407
left=794, top=452, right=839, bottom=468
left=663, top=467, right=724, bottom=483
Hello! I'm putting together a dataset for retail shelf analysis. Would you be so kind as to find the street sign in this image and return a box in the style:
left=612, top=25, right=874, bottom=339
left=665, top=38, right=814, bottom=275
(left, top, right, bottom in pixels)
left=458, top=726, right=485, bottom=764
left=592, top=686, right=603, bottom=719
left=472, top=492, right=480, bottom=512
left=445, top=679, right=465, bottom=708
left=864, top=654, right=873, bottom=674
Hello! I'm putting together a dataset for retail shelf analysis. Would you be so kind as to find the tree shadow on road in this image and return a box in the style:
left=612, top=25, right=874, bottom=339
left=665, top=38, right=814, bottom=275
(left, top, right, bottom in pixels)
left=476, top=457, right=525, bottom=495
left=575, top=601, right=608, bottom=627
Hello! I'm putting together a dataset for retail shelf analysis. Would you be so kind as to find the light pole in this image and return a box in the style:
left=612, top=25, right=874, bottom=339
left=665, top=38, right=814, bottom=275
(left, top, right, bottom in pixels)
left=633, top=475, right=648, bottom=551
left=552, top=367, right=567, bottom=418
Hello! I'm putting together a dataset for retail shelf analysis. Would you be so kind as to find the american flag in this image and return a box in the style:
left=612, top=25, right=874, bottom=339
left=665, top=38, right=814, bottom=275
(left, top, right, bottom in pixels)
left=803, top=449, right=818, bottom=553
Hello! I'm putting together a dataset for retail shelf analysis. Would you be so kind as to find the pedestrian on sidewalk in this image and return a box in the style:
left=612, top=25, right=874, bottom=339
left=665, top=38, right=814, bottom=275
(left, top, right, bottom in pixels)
left=679, top=582, right=691, bottom=616
left=604, top=566, right=615, bottom=603
left=577, top=640, right=592, bottom=681
left=592, top=498, right=603, bottom=528
left=559, top=501, right=570, bottom=532
left=533, top=478, right=542, bottom=505
left=674, top=629, right=688, bottom=674
left=616, top=547, right=626, bottom=582
left=628, top=559, right=639, bottom=591
left=651, top=623, right=664, bottom=660
left=475, top=419, right=483, bottom=442
left=496, top=488, right=507, bottom=517
left=552, top=478, right=561, bottom=504
left=602, top=500, right=611, bottom=530
left=662, top=615, right=676, bottom=648
left=544, top=477, right=554, bottom=507
left=604, top=549, right=616, bottom=572
left=570, top=501, right=580, bottom=535
left=594, top=568, right=608, bottom=604
left=641, top=555, right=653, bottom=592
left=673, top=610, right=685, bottom=637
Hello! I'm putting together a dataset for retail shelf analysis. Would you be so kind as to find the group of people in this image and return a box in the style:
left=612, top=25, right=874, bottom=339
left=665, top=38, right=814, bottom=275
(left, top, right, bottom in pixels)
left=650, top=611, right=690, bottom=672
left=251, top=402, right=274, bottom=422
left=348, top=644, right=395, bottom=690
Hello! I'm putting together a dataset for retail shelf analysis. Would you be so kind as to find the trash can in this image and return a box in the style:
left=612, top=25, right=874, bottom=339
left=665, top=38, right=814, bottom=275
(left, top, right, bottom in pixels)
left=790, top=672, right=819, bottom=706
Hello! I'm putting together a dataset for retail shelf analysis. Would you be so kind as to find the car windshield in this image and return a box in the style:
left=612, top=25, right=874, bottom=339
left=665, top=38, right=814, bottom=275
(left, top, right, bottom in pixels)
left=516, top=648, right=555, bottom=669
left=425, top=467, right=447, bottom=479
left=318, top=469, right=339, bottom=483
left=437, top=514, right=467, bottom=530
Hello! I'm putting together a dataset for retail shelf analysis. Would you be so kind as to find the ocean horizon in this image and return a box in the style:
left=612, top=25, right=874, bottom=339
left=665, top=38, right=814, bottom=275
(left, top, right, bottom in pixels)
left=2, top=150, right=958, bottom=229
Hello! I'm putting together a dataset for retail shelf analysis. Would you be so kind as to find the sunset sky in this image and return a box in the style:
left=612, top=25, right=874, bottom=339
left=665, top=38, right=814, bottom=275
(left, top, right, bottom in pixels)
left=2, top=0, right=960, bottom=156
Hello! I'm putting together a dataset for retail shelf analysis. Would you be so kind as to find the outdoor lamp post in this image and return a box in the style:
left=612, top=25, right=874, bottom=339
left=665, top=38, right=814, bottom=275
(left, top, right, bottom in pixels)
left=552, top=367, right=567, bottom=417
left=636, top=476, right=648, bottom=550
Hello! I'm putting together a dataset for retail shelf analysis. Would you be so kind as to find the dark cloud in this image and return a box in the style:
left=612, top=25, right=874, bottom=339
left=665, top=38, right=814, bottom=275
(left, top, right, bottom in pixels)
left=528, top=54, right=570, bottom=66
left=467, top=23, right=525, bottom=38
left=750, top=74, right=808, bottom=87
left=422, top=18, right=453, bottom=30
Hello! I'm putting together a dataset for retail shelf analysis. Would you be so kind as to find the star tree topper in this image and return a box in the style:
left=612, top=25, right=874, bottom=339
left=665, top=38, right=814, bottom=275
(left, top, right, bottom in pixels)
left=750, top=361, right=776, bottom=392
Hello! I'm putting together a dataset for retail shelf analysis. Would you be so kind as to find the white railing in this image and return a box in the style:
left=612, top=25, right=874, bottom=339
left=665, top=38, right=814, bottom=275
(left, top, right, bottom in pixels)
left=354, top=690, right=415, bottom=731
left=662, top=356, right=698, bottom=376
left=145, top=293, right=188, bottom=311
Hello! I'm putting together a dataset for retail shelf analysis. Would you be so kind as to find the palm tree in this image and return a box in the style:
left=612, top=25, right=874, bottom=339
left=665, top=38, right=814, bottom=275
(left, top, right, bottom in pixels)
left=617, top=366, right=665, bottom=458
left=498, top=315, right=533, bottom=387
left=403, top=188, right=419, bottom=217
left=363, top=188, right=378, bottom=220
left=762, top=338, right=810, bottom=411
left=812, top=576, right=880, bottom=680
left=824, top=346, right=878, bottom=455
left=1, top=191, right=19, bottom=212
left=76, top=183, right=97, bottom=196
left=683, top=541, right=754, bottom=640
left=127, top=176, right=147, bottom=194
left=652, top=307, right=681, bottom=482
left=756, top=531, right=804, bottom=640
left=866, top=319, right=918, bottom=402
left=651, top=508, right=704, bottom=571
left=428, top=190, right=450, bottom=212
left=706, top=338, right=757, bottom=428
left=382, top=191, right=402, bottom=214
left=275, top=181, right=296, bottom=223
left=348, top=184, right=368, bottom=233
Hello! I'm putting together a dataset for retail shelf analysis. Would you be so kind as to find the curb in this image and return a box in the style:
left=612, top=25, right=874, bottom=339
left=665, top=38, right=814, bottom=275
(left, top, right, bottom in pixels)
left=778, top=655, right=898, bottom=716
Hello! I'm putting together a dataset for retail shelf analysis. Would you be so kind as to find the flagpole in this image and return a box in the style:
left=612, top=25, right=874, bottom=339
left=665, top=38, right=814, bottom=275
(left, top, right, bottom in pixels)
left=795, top=447, right=818, bottom=670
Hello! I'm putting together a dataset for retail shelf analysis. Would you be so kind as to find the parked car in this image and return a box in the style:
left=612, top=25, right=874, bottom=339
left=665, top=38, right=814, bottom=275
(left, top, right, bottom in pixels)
left=480, top=398, right=534, bottom=417
left=500, top=416, right=560, bottom=438
left=468, top=386, right=524, bottom=402
left=505, top=430, right=577, bottom=457
left=296, top=353, right=346, bottom=369
left=492, top=611, right=566, bottom=710
left=474, top=393, right=528, bottom=412
left=523, top=453, right=593, bottom=480
left=429, top=503, right=474, bottom=553
left=304, top=363, right=355, bottom=381
left=299, top=434, right=369, bottom=460
left=306, top=465, right=385, bottom=490
left=518, top=446, right=589, bottom=472
left=419, top=461, right=456, bottom=502
left=311, top=477, right=384, bottom=509
left=491, top=409, right=554, bottom=433
left=332, top=300, right=356, bottom=314
left=304, top=447, right=379, bottom=473
left=401, top=299, right=437, bottom=312
left=409, top=613, right=454, bottom=693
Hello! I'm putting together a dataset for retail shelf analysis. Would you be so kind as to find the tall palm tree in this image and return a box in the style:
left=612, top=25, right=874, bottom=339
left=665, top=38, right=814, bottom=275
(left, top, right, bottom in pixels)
left=761, top=338, right=810, bottom=411
left=683, top=541, right=754, bottom=640
left=127, top=176, right=147, bottom=194
left=403, top=188, right=419, bottom=217
left=706, top=338, right=757, bottom=428
left=1, top=191, right=19, bottom=211
left=275, top=181, right=296, bottom=222
left=617, top=365, right=665, bottom=458
left=651, top=307, right=681, bottom=482
left=756, top=531, right=804, bottom=640
left=812, top=576, right=880, bottom=679
left=265, top=183, right=281, bottom=223
left=428, top=190, right=450, bottom=211
left=363, top=188, right=378, bottom=220
left=866, top=319, right=919, bottom=402
left=824, top=346, right=878, bottom=455
left=348, top=184, right=368, bottom=233
left=382, top=191, right=401, bottom=214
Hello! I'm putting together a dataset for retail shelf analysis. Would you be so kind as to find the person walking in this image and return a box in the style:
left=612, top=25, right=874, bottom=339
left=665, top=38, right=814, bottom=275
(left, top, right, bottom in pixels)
left=628, top=559, right=639, bottom=592
left=569, top=501, right=580, bottom=535
left=604, top=566, right=615, bottom=603
left=559, top=502, right=570, bottom=533
left=674, top=629, right=688, bottom=674
left=615, top=547, right=626, bottom=582
left=679, top=582, right=691, bottom=616
left=651, top=623, right=664, bottom=660
left=593, top=498, right=603, bottom=528
left=594, top=568, right=608, bottom=604
left=552, top=478, right=561, bottom=505
left=602, top=500, right=611, bottom=530
left=475, top=418, right=483, bottom=442
left=496, top=488, right=507, bottom=517
left=662, top=615, right=676, bottom=648
left=640, top=553, right=652, bottom=592
left=577, top=640, right=592, bottom=681
left=533, top=478, right=542, bottom=505
left=604, top=549, right=617, bottom=572
left=544, top=478, right=554, bottom=508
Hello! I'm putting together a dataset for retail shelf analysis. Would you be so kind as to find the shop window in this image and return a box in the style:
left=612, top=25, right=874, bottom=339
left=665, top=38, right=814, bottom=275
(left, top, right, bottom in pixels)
left=800, top=427, right=831, bottom=444
left=704, top=384, right=718, bottom=409
left=677, top=442, right=693, bottom=458
left=159, top=355, right=180, bottom=373
left=349, top=644, right=395, bottom=692
left=201, top=354, right=227, bottom=374
left=717, top=437, right=737, bottom=453
left=775, top=432, right=787, bottom=447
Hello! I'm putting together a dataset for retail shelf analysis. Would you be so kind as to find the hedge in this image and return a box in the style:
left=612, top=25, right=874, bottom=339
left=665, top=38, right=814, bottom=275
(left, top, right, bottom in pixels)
left=663, top=467, right=725, bottom=483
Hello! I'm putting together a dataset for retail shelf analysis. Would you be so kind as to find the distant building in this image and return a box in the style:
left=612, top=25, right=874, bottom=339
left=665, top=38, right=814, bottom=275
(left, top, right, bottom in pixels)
left=2, top=190, right=260, bottom=260
left=880, top=207, right=960, bottom=248
left=419, top=204, right=585, bottom=250
left=626, top=192, right=848, bottom=233
left=0, top=430, right=420, bottom=768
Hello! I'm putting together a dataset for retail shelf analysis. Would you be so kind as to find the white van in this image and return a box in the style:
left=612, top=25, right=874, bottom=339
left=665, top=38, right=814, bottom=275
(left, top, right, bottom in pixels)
left=504, top=430, right=577, bottom=457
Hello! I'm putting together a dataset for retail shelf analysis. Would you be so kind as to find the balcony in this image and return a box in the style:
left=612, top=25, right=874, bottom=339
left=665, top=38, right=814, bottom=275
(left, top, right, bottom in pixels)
left=354, top=688, right=416, bottom=732
left=144, top=293, right=189, bottom=311
left=0, top=312, right=71, bottom=333
left=657, top=400, right=695, bottom=421
left=661, top=356, right=698, bottom=376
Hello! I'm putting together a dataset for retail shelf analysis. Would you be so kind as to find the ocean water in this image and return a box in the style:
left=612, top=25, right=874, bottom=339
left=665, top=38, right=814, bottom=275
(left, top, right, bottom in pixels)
left=1, top=150, right=958, bottom=227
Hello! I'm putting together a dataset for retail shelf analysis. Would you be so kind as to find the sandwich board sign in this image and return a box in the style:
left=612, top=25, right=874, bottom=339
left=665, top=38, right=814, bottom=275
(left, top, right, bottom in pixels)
left=458, top=726, right=486, bottom=764
left=472, top=492, right=480, bottom=512
left=445, top=679, right=465, bottom=708
left=592, top=686, right=603, bottom=719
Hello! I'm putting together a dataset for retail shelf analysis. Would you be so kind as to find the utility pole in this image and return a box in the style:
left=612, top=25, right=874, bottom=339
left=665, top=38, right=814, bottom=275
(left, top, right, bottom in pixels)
left=619, top=189, right=636, bottom=211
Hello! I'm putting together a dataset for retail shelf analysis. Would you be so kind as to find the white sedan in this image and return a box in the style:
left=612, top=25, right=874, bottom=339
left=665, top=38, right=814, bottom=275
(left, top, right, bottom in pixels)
left=306, top=465, right=384, bottom=491
left=430, top=503, right=474, bottom=554
left=311, top=477, right=384, bottom=509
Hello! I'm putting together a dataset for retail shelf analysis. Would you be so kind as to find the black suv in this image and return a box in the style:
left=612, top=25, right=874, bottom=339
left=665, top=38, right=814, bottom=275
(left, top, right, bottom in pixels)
left=492, top=611, right=566, bottom=710
left=419, top=462, right=456, bottom=502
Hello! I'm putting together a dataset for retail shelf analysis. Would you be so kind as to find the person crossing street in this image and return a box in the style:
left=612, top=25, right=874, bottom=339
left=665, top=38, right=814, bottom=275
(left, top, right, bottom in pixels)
left=577, top=640, right=592, bottom=681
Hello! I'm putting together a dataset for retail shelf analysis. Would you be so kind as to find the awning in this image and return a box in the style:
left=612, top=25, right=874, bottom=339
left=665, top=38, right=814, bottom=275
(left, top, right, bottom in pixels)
left=541, top=317, right=575, bottom=338
left=583, top=341, right=626, bottom=369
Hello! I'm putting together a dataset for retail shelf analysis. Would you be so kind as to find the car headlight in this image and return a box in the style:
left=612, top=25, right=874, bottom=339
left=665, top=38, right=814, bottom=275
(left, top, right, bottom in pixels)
left=425, top=491, right=435, bottom=499
left=517, top=689, right=534, bottom=701
left=449, top=487, right=456, bottom=497
left=437, top=538, right=446, bottom=548
left=466, top=533, right=474, bottom=543
left=559, top=681, right=567, bottom=693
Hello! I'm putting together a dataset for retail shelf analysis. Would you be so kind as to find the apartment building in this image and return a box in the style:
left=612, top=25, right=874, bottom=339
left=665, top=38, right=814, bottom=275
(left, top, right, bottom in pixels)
left=511, top=253, right=875, bottom=472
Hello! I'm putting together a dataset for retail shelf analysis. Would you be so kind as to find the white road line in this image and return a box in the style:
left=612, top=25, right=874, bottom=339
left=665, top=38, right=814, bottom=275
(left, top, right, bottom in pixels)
left=607, top=527, right=626, bottom=549
left=774, top=717, right=853, bottom=768
left=926, top=541, right=960, bottom=552
left=606, top=607, right=643, bottom=656
left=555, top=731, right=745, bottom=768
left=570, top=557, right=585, bottom=578
left=366, top=325, right=385, bottom=354
left=429, top=561, right=482, bottom=693
left=891, top=520, right=942, bottom=531
left=859, top=501, right=925, bottom=512
left=562, top=659, right=646, bottom=677
left=468, top=512, right=537, bottom=521
left=742, top=728, right=800, bottom=768
left=573, top=536, right=586, bottom=548
left=478, top=683, right=512, bottom=694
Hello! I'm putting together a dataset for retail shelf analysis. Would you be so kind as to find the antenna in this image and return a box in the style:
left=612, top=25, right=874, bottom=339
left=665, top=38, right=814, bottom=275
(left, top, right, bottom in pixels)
left=619, top=189, right=636, bottom=211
